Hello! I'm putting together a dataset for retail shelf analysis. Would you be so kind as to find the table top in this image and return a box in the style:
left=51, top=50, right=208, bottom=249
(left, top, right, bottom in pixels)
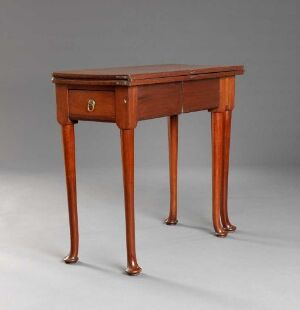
left=52, top=64, right=244, bottom=86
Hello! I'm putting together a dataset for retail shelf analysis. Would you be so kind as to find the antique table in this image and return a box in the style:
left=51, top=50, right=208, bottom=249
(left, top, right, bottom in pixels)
left=52, top=64, right=244, bottom=275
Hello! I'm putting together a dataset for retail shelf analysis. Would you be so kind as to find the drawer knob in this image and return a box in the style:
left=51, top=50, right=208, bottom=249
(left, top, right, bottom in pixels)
left=87, top=99, right=96, bottom=112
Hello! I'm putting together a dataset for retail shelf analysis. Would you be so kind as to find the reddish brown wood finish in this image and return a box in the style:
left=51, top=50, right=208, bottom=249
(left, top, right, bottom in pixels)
left=61, top=124, right=79, bottom=263
left=68, top=90, right=115, bottom=122
left=210, top=77, right=236, bottom=235
left=221, top=111, right=236, bottom=232
left=120, top=129, right=141, bottom=275
left=165, top=115, right=179, bottom=225
left=115, top=86, right=138, bottom=129
left=137, top=83, right=181, bottom=120
left=56, top=85, right=72, bottom=125
left=183, top=79, right=219, bottom=112
left=53, top=64, right=244, bottom=82
left=53, top=65, right=244, bottom=275
left=211, top=113, right=228, bottom=237
left=52, top=71, right=241, bottom=87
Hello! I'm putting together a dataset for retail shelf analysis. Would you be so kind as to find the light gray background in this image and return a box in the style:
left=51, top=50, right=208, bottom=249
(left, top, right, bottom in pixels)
left=1, top=1, right=300, bottom=310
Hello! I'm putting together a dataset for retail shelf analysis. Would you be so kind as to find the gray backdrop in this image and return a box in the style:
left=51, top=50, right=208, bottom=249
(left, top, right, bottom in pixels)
left=1, top=0, right=299, bottom=171
left=1, top=2, right=300, bottom=309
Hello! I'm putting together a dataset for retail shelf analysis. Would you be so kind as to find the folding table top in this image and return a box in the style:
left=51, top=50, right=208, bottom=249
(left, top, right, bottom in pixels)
left=53, top=64, right=244, bottom=86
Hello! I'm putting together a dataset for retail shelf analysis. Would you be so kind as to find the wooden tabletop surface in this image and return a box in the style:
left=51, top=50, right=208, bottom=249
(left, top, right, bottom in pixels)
left=53, top=64, right=244, bottom=82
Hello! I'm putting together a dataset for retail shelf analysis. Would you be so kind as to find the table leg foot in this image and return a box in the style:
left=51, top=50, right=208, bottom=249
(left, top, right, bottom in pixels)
left=223, top=224, right=237, bottom=232
left=164, top=218, right=178, bottom=225
left=126, top=263, right=142, bottom=276
left=64, top=255, right=79, bottom=264
left=215, top=230, right=228, bottom=238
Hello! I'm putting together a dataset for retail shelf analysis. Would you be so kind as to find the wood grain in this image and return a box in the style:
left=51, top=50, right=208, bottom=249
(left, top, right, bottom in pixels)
left=165, top=115, right=179, bottom=225
left=53, top=64, right=244, bottom=80
left=211, top=113, right=228, bottom=237
left=68, top=90, right=115, bottom=122
left=115, top=86, right=138, bottom=129
left=56, top=85, right=72, bottom=125
left=52, top=64, right=244, bottom=86
left=183, top=79, right=219, bottom=113
left=211, top=76, right=235, bottom=112
left=53, top=70, right=243, bottom=87
left=137, top=83, right=181, bottom=120
left=61, top=124, right=79, bottom=263
left=120, top=129, right=142, bottom=275
left=221, top=111, right=236, bottom=232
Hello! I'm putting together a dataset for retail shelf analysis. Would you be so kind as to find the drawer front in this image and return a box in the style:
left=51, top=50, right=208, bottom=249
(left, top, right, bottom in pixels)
left=183, top=79, right=219, bottom=113
left=68, top=90, right=115, bottom=121
left=137, top=83, right=182, bottom=120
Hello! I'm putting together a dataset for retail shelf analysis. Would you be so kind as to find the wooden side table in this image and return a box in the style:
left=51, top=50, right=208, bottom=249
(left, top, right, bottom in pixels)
left=52, top=64, right=244, bottom=275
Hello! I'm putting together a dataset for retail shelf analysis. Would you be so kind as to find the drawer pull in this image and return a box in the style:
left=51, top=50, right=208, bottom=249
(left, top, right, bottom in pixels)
left=87, top=99, right=96, bottom=112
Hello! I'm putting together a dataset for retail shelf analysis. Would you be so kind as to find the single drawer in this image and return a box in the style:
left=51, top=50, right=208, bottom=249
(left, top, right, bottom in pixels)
left=68, top=90, right=115, bottom=121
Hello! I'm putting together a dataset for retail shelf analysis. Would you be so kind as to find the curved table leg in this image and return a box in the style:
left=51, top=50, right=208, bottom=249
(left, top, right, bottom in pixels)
left=165, top=115, right=179, bottom=225
left=120, top=129, right=142, bottom=275
left=221, top=110, right=236, bottom=232
left=211, top=113, right=228, bottom=237
left=62, top=124, right=79, bottom=263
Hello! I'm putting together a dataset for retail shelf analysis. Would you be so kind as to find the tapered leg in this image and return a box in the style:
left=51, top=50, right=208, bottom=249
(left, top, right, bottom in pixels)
left=62, top=124, right=79, bottom=263
left=221, top=111, right=236, bottom=232
left=211, top=113, right=228, bottom=237
left=120, top=129, right=142, bottom=275
left=165, top=115, right=178, bottom=225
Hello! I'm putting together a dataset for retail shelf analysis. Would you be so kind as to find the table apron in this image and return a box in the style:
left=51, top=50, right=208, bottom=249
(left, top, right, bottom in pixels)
left=61, top=77, right=229, bottom=125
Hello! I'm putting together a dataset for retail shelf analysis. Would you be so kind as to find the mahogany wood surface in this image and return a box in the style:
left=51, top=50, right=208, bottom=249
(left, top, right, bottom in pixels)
left=115, top=86, right=138, bottom=129
left=53, top=64, right=243, bottom=80
left=61, top=124, right=79, bottom=263
left=68, top=90, right=115, bottom=122
left=165, top=115, right=179, bottom=225
left=120, top=129, right=141, bottom=275
left=216, top=77, right=236, bottom=231
left=53, top=64, right=244, bottom=275
left=211, top=113, right=228, bottom=237
left=221, top=111, right=236, bottom=232
left=137, top=83, right=181, bottom=120
left=183, top=79, right=219, bottom=112
left=56, top=85, right=73, bottom=125
left=52, top=70, right=241, bottom=87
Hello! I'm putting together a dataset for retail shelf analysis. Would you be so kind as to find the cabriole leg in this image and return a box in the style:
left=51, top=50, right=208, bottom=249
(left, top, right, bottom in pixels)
left=165, top=115, right=179, bottom=225
left=62, top=124, right=79, bottom=263
left=221, top=110, right=236, bottom=232
left=211, top=113, right=228, bottom=237
left=120, top=129, right=142, bottom=275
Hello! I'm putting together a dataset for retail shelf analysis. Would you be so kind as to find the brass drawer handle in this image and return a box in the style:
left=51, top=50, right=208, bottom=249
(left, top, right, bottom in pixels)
left=87, top=99, right=96, bottom=112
